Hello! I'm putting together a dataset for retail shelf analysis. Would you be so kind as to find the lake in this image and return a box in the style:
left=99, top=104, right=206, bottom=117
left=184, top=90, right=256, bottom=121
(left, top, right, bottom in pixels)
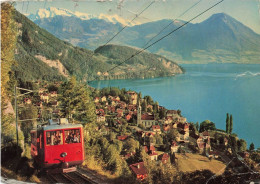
left=90, top=64, right=260, bottom=148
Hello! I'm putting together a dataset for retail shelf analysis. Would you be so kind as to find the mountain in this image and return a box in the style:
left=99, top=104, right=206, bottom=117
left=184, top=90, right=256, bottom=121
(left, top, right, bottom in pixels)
left=30, top=9, right=260, bottom=64
left=28, top=7, right=135, bottom=26
left=34, top=16, right=123, bottom=50
left=13, top=8, right=183, bottom=82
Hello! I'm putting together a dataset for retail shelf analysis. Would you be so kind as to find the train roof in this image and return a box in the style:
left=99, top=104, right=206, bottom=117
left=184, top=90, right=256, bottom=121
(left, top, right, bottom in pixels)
left=32, top=118, right=83, bottom=131
left=42, top=123, right=83, bottom=131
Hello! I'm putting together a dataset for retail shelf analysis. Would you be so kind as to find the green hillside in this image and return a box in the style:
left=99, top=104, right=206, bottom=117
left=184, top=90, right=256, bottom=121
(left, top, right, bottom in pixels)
left=13, top=9, right=183, bottom=82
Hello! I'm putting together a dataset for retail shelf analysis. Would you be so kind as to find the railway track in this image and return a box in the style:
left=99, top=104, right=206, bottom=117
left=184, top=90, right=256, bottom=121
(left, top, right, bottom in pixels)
left=47, top=171, right=97, bottom=184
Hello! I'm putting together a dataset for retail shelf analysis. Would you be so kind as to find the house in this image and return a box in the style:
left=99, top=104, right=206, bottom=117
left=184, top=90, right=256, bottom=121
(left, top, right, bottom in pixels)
left=239, top=151, right=250, bottom=159
left=224, top=137, right=228, bottom=146
left=50, top=91, right=57, bottom=97
left=125, top=113, right=132, bottom=121
left=97, top=115, right=106, bottom=122
left=119, top=101, right=127, bottom=109
left=114, top=96, right=120, bottom=101
left=24, top=98, right=32, bottom=105
left=36, top=101, right=43, bottom=108
left=129, top=162, right=147, bottom=180
left=163, top=124, right=170, bottom=132
left=127, top=91, right=138, bottom=105
left=166, top=110, right=177, bottom=117
left=40, top=93, right=49, bottom=103
left=143, top=144, right=158, bottom=160
left=158, top=153, right=170, bottom=164
left=101, top=96, right=107, bottom=102
left=178, top=129, right=189, bottom=143
left=116, top=108, right=124, bottom=116
left=208, top=151, right=220, bottom=159
left=137, top=102, right=157, bottom=128
left=151, top=125, right=161, bottom=134
left=94, top=97, right=100, bottom=103
left=149, top=151, right=158, bottom=161
left=124, top=152, right=136, bottom=159
left=117, top=135, right=128, bottom=141
left=52, top=109, right=60, bottom=115
left=171, top=141, right=179, bottom=153
left=38, top=88, right=46, bottom=94
left=164, top=116, right=173, bottom=124
left=51, top=101, right=59, bottom=107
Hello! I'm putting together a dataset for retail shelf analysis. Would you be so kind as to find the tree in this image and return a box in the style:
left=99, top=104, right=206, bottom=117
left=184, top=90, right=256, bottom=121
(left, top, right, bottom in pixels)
left=199, top=120, right=216, bottom=132
left=1, top=3, right=25, bottom=148
left=229, top=114, right=233, bottom=134
left=249, top=143, right=255, bottom=151
left=155, top=134, right=163, bottom=145
left=19, top=104, right=38, bottom=143
left=159, top=107, right=167, bottom=119
left=195, top=122, right=199, bottom=132
left=237, top=139, right=247, bottom=152
left=141, top=100, right=147, bottom=112
left=59, top=77, right=96, bottom=123
left=226, top=113, right=230, bottom=134
left=167, top=128, right=179, bottom=142
left=124, top=138, right=139, bottom=153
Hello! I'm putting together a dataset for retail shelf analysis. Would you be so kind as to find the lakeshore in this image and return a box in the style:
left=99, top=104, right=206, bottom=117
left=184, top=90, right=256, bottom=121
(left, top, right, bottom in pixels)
left=90, top=64, right=260, bottom=147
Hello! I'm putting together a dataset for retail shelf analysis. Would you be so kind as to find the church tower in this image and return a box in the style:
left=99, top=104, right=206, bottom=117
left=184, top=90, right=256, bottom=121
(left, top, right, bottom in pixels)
left=137, top=100, right=141, bottom=125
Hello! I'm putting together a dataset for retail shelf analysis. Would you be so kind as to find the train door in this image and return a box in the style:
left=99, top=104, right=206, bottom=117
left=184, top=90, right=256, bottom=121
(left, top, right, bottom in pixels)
left=37, top=130, right=44, bottom=165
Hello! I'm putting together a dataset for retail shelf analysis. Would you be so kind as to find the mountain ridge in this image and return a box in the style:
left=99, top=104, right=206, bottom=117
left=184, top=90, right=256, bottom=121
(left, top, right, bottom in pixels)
left=14, top=8, right=183, bottom=82
left=30, top=10, right=260, bottom=64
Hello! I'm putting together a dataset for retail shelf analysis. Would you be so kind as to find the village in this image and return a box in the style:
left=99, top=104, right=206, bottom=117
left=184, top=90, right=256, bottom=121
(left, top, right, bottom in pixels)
left=18, top=81, right=259, bottom=182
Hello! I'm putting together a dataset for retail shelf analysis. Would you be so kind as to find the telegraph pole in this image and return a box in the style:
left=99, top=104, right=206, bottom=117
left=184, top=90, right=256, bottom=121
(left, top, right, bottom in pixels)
left=14, top=86, right=34, bottom=149
left=14, top=86, right=19, bottom=148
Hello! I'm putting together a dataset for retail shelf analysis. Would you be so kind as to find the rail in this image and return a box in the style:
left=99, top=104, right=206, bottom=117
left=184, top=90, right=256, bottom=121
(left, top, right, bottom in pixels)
left=47, top=171, right=98, bottom=184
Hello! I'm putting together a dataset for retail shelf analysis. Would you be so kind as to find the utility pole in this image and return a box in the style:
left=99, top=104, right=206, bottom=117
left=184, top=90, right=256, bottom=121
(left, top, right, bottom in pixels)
left=14, top=86, right=18, bottom=148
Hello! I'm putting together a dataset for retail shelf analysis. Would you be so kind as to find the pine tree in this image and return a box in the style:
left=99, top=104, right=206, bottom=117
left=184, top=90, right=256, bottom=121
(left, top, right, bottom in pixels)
left=195, top=122, right=199, bottom=131
left=230, top=114, right=233, bottom=134
left=249, top=142, right=255, bottom=151
left=226, top=113, right=230, bottom=134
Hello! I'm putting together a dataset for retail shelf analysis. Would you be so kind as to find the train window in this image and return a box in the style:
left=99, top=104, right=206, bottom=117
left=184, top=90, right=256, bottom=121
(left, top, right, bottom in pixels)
left=64, top=129, right=81, bottom=144
left=46, top=130, right=63, bottom=146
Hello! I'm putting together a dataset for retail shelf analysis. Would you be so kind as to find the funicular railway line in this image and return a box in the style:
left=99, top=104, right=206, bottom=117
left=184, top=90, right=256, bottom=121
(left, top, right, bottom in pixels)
left=47, top=171, right=97, bottom=184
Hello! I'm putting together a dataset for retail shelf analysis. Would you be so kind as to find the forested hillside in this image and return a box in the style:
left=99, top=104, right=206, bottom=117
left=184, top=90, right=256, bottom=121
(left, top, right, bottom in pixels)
left=13, top=9, right=183, bottom=83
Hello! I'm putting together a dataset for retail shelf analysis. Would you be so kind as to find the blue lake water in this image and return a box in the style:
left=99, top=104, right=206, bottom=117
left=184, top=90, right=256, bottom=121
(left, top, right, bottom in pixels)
left=90, top=64, right=260, bottom=148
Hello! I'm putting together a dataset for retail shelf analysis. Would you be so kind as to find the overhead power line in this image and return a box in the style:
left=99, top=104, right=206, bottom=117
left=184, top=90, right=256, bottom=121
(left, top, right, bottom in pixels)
left=72, top=0, right=155, bottom=73
left=113, top=0, right=204, bottom=79
left=143, top=0, right=203, bottom=47
left=89, top=0, right=224, bottom=83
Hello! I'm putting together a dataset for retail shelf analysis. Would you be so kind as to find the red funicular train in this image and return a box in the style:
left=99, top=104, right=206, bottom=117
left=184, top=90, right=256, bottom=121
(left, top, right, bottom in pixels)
left=30, top=118, right=84, bottom=173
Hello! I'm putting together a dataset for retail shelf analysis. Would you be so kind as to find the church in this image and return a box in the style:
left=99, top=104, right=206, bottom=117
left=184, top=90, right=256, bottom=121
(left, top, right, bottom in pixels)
left=137, top=102, right=157, bottom=128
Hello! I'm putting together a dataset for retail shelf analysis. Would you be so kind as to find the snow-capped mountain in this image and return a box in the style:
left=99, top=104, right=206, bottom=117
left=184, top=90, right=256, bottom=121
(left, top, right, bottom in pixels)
left=27, top=7, right=137, bottom=26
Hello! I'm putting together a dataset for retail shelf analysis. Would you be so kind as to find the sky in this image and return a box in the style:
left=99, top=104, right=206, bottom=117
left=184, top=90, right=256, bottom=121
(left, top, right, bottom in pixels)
left=10, top=0, right=260, bottom=34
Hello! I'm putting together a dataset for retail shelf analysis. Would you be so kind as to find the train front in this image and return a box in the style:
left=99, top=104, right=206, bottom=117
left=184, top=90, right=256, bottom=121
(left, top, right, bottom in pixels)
left=43, top=119, right=84, bottom=173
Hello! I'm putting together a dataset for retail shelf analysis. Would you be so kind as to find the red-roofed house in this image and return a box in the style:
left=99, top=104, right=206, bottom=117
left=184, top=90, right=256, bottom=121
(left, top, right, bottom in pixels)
left=94, top=97, right=100, bottom=103
left=125, top=113, right=132, bottom=121
left=129, top=162, right=147, bottom=180
left=24, top=98, right=32, bottom=105
left=151, top=125, right=161, bottom=134
left=158, top=153, right=170, bottom=164
left=163, top=124, right=170, bottom=132
left=117, top=135, right=128, bottom=141
left=50, top=91, right=57, bottom=97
